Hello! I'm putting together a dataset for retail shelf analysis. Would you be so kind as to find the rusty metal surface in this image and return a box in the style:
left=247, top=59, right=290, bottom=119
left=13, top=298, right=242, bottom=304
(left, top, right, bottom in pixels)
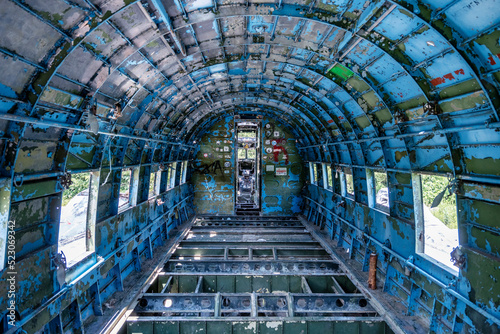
left=0, top=0, right=499, bottom=332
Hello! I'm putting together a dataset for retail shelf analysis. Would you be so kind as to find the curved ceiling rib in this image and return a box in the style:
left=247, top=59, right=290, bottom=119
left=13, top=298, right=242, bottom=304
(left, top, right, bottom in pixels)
left=0, top=0, right=498, bottom=180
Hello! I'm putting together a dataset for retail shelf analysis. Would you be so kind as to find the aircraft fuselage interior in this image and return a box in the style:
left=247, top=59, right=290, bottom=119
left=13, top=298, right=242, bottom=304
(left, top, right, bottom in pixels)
left=0, top=0, right=500, bottom=333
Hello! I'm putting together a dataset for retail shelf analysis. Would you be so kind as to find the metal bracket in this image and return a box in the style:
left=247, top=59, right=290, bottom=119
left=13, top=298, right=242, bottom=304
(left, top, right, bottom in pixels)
left=51, top=251, right=67, bottom=270
left=404, top=256, right=414, bottom=276
left=450, top=246, right=466, bottom=269
left=59, top=172, right=72, bottom=190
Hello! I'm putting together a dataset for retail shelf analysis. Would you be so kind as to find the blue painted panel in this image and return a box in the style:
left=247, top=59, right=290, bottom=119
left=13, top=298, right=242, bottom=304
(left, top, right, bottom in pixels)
left=471, top=41, right=500, bottom=72
left=424, top=51, right=475, bottom=88
left=444, top=0, right=500, bottom=39
left=381, top=74, right=423, bottom=103
left=248, top=15, right=275, bottom=34
left=373, top=7, right=421, bottom=41
left=366, top=54, right=404, bottom=85
left=347, top=39, right=383, bottom=67
left=403, top=28, right=450, bottom=63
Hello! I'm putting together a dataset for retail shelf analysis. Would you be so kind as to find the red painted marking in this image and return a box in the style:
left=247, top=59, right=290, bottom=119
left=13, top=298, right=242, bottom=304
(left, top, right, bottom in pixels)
left=273, top=145, right=289, bottom=164
left=430, top=68, right=464, bottom=86
left=431, top=77, right=446, bottom=86
left=327, top=119, right=334, bottom=124
left=443, top=73, right=455, bottom=81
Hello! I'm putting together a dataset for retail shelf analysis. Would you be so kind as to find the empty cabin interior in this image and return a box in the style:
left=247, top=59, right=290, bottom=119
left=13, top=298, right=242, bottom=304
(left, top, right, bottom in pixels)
left=0, top=0, right=500, bottom=333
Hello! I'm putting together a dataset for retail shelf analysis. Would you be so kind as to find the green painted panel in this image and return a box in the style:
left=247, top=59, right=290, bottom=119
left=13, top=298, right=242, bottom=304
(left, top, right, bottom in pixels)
left=328, top=64, right=354, bottom=81
left=178, top=275, right=198, bottom=293
left=207, top=321, right=232, bottom=334
left=271, top=276, right=289, bottom=293
left=253, top=276, right=271, bottom=293
left=193, top=116, right=235, bottom=215
left=308, top=321, right=334, bottom=333
left=203, top=275, right=217, bottom=293
left=283, top=321, right=307, bottom=334
left=235, top=276, right=253, bottom=293
left=462, top=249, right=500, bottom=313
left=180, top=321, right=206, bottom=334
left=154, top=321, right=179, bottom=333
left=217, top=276, right=235, bottom=293
left=466, top=199, right=500, bottom=230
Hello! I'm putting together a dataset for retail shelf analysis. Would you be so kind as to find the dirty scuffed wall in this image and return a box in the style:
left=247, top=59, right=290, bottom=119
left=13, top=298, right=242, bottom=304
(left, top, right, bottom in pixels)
left=193, top=116, right=304, bottom=215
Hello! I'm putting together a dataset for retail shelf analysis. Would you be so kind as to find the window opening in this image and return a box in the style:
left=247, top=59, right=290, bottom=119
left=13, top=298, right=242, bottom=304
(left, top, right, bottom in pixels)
left=166, top=164, right=172, bottom=190
left=313, top=164, right=318, bottom=185
left=414, top=173, right=458, bottom=272
left=181, top=161, right=188, bottom=184
left=324, top=164, right=333, bottom=190
left=149, top=171, right=157, bottom=198
left=119, top=169, right=132, bottom=208
left=316, top=163, right=323, bottom=188
left=170, top=162, right=177, bottom=189
left=309, top=162, right=316, bottom=184
left=58, top=172, right=92, bottom=267
left=374, top=171, right=388, bottom=210
left=345, top=168, right=354, bottom=196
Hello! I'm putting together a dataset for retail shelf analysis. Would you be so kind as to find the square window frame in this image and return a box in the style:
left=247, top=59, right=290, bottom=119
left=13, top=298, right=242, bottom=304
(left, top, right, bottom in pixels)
left=322, top=163, right=333, bottom=190
left=58, top=171, right=99, bottom=269
left=366, top=169, right=390, bottom=212
left=148, top=168, right=162, bottom=199
left=118, top=167, right=139, bottom=212
left=316, top=163, right=324, bottom=188
left=412, top=172, right=459, bottom=275
left=309, top=162, right=316, bottom=185
left=181, top=160, right=188, bottom=184
left=342, top=167, right=354, bottom=198
left=169, top=162, right=178, bottom=189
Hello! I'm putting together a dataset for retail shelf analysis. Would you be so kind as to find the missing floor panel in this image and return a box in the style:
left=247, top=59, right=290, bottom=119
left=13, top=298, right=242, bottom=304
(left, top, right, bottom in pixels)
left=113, top=216, right=396, bottom=334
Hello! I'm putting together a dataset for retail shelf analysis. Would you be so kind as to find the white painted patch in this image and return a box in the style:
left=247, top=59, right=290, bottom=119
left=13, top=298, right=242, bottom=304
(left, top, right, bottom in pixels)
left=242, top=322, right=257, bottom=331
left=265, top=321, right=282, bottom=330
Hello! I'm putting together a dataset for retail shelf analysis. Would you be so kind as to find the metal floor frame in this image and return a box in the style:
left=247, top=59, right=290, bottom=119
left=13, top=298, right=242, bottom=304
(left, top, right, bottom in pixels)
left=117, top=215, right=397, bottom=334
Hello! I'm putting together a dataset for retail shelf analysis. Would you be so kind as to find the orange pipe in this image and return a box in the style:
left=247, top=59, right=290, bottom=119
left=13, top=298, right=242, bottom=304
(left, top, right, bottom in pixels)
left=368, top=252, right=377, bottom=290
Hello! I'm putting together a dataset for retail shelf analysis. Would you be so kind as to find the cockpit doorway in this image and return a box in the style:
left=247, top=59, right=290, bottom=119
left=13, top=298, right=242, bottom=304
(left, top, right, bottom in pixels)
left=235, top=121, right=261, bottom=214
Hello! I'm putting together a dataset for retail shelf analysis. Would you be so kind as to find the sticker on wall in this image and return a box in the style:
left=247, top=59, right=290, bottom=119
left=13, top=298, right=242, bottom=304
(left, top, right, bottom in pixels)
left=217, top=140, right=221, bottom=145
left=224, top=162, right=231, bottom=167
left=225, top=154, right=231, bottom=158
left=265, top=140, right=271, bottom=145
left=276, top=167, right=287, bottom=176
left=216, top=148, right=220, bottom=152
left=274, top=131, right=280, bottom=137
left=203, top=153, right=208, bottom=158
left=224, top=170, right=230, bottom=174
left=271, top=140, right=277, bottom=146
left=266, top=147, right=273, bottom=154
left=218, top=155, right=223, bottom=159
left=266, top=165, right=275, bottom=172
left=224, top=146, right=230, bottom=152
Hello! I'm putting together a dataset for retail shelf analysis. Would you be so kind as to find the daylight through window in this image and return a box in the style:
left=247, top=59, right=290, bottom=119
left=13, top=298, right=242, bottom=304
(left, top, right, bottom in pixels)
left=413, top=173, right=458, bottom=272
left=58, top=172, right=92, bottom=267
left=119, top=169, right=132, bottom=208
